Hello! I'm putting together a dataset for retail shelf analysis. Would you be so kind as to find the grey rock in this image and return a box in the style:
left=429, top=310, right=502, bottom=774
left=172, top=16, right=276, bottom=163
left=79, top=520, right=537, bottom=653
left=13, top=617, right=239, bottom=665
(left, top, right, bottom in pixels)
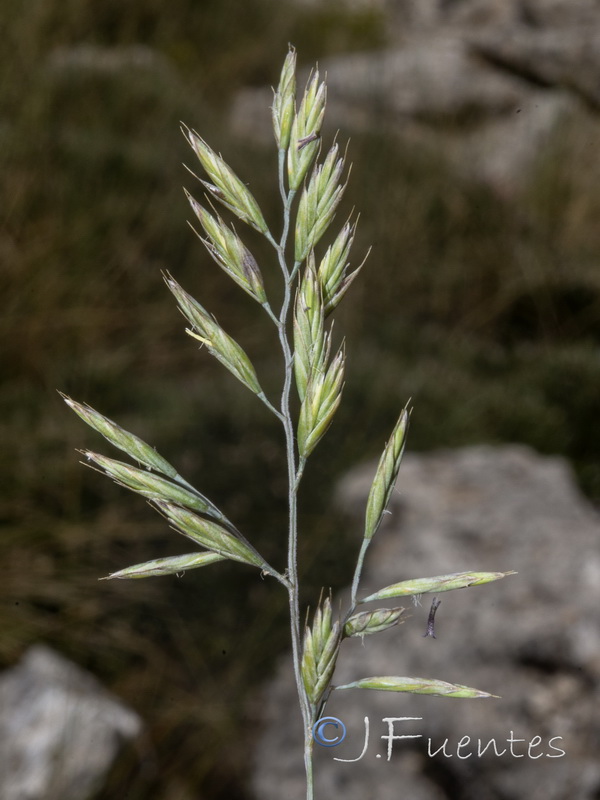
left=231, top=0, right=600, bottom=192
left=386, top=0, right=600, bottom=30
left=231, top=37, right=528, bottom=138
left=0, top=645, right=142, bottom=800
left=321, top=39, right=525, bottom=122
left=518, top=0, right=600, bottom=28
left=471, top=28, right=600, bottom=110
left=253, top=446, right=600, bottom=800
left=386, top=0, right=522, bottom=29
left=45, top=44, right=177, bottom=78
left=290, top=0, right=387, bottom=9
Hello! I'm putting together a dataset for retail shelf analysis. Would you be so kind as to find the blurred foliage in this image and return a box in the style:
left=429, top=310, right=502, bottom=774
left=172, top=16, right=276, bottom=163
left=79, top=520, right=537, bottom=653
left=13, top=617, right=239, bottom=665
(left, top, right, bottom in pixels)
left=2, top=1, right=600, bottom=798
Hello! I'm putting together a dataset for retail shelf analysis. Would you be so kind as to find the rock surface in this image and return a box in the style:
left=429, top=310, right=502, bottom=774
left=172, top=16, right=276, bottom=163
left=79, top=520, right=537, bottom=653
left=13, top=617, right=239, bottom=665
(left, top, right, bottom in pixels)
left=0, top=645, right=142, bottom=800
left=253, top=446, right=600, bottom=800
left=231, top=0, right=600, bottom=191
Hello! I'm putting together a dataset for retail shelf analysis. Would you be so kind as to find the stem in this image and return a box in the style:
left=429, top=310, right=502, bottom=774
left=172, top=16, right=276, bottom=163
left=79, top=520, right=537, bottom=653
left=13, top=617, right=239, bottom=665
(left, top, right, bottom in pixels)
left=294, top=456, right=307, bottom=492
left=269, top=148, right=314, bottom=799
left=350, top=537, right=370, bottom=608
left=278, top=147, right=287, bottom=205
left=264, top=302, right=280, bottom=327
left=304, top=735, right=315, bottom=800
left=257, top=390, right=285, bottom=423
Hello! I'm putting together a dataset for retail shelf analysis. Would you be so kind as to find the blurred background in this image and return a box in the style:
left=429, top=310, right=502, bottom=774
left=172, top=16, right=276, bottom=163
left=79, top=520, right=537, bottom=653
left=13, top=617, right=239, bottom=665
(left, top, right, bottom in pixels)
left=3, top=0, right=600, bottom=797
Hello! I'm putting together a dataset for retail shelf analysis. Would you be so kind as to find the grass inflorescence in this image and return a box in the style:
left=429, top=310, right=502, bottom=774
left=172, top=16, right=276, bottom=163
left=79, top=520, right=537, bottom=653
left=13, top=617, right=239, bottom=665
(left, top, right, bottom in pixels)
left=62, top=47, right=516, bottom=799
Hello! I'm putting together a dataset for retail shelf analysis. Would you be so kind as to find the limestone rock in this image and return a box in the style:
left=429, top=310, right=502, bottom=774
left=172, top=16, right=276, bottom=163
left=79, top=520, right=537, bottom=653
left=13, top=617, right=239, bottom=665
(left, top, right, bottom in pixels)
left=231, top=0, right=600, bottom=192
left=471, top=28, right=600, bottom=110
left=0, top=645, right=142, bottom=800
